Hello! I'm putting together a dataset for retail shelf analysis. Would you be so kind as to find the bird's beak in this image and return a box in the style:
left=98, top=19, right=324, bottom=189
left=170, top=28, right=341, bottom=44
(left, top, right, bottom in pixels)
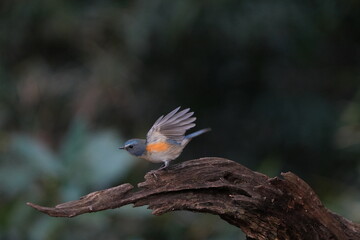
left=119, top=146, right=125, bottom=150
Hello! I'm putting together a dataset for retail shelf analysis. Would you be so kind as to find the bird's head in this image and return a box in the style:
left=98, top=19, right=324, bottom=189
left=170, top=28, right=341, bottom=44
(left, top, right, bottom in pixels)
left=119, top=139, right=146, bottom=157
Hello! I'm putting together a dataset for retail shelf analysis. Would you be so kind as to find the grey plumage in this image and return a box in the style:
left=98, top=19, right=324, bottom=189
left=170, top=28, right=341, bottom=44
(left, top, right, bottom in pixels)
left=147, top=107, right=196, bottom=143
left=120, top=139, right=146, bottom=156
left=119, top=107, right=210, bottom=169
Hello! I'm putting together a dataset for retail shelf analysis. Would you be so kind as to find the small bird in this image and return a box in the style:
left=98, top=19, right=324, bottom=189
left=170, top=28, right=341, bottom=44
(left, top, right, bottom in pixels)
left=119, top=107, right=211, bottom=169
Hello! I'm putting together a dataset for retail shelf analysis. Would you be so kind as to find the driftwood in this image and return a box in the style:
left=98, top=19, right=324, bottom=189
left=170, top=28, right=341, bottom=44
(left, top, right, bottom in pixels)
left=27, top=157, right=360, bottom=240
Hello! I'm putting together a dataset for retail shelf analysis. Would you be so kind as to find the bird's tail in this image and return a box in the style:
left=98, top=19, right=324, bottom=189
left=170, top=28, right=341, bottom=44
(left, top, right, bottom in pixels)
left=185, top=128, right=211, bottom=139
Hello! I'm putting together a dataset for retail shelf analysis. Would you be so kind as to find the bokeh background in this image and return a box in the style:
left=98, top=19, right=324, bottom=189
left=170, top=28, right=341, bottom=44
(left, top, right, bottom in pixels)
left=1, top=0, right=360, bottom=239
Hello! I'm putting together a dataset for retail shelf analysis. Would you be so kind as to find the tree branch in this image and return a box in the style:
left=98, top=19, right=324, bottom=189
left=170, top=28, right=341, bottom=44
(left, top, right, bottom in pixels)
left=27, top=157, right=360, bottom=240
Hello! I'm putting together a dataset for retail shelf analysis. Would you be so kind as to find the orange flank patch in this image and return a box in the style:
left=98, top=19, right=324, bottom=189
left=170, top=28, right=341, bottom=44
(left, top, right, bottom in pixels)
left=146, top=142, right=170, bottom=152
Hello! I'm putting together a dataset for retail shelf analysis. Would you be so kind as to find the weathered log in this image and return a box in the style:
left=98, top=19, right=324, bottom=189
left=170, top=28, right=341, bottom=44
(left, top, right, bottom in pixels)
left=27, top=157, right=360, bottom=240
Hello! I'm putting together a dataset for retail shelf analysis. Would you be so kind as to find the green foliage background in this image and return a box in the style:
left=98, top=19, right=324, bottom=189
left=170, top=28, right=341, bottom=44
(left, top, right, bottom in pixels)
left=0, top=0, right=359, bottom=239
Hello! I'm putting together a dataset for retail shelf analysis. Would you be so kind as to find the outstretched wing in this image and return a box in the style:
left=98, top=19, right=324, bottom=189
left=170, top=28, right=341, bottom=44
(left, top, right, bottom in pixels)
left=146, top=107, right=196, bottom=143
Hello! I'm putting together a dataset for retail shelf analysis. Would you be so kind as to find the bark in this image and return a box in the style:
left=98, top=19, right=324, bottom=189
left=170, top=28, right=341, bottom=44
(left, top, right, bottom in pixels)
left=27, top=157, right=360, bottom=240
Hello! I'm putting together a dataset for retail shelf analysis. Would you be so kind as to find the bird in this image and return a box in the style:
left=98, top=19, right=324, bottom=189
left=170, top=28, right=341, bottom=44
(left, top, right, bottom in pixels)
left=119, top=107, right=211, bottom=169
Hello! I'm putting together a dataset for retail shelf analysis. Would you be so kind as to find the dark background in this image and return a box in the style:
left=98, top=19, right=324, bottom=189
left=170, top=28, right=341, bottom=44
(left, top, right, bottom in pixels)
left=1, top=1, right=359, bottom=239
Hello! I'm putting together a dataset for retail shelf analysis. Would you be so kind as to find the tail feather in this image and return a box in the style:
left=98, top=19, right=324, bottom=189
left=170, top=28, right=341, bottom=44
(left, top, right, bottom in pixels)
left=185, top=128, right=211, bottom=139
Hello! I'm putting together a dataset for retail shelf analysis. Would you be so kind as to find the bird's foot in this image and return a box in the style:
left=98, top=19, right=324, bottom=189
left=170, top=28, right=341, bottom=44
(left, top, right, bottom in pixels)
left=158, top=161, right=170, bottom=170
left=151, top=171, right=158, bottom=180
left=157, top=165, right=167, bottom=170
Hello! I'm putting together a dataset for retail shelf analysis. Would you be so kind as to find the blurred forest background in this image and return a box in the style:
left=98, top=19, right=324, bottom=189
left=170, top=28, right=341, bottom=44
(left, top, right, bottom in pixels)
left=1, top=0, right=360, bottom=239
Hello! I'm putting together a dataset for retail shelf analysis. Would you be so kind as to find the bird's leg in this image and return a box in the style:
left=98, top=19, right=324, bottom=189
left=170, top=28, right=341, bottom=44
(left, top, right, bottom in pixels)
left=151, top=171, right=158, bottom=180
left=158, top=160, right=170, bottom=170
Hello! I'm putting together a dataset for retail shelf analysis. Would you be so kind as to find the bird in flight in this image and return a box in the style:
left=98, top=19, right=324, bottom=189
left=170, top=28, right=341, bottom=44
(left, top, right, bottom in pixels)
left=119, top=107, right=211, bottom=169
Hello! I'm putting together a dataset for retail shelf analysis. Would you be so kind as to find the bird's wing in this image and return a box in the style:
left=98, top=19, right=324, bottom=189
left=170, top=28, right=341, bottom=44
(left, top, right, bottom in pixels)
left=146, top=107, right=196, bottom=143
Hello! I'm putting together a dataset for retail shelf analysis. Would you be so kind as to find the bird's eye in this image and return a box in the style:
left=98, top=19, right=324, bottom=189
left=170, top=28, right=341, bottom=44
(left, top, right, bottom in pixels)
left=128, top=145, right=133, bottom=149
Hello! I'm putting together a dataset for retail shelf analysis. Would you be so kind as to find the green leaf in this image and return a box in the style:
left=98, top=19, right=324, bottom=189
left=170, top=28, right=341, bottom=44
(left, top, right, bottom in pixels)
left=84, top=130, right=135, bottom=188
left=10, top=134, right=62, bottom=177
left=59, top=117, right=88, bottom=167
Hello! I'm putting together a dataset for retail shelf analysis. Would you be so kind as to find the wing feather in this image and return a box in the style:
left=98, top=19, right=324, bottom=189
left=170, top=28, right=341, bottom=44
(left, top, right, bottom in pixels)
left=156, top=107, right=181, bottom=125
left=153, top=115, right=164, bottom=126
left=168, top=113, right=195, bottom=125
left=147, top=107, right=196, bottom=143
